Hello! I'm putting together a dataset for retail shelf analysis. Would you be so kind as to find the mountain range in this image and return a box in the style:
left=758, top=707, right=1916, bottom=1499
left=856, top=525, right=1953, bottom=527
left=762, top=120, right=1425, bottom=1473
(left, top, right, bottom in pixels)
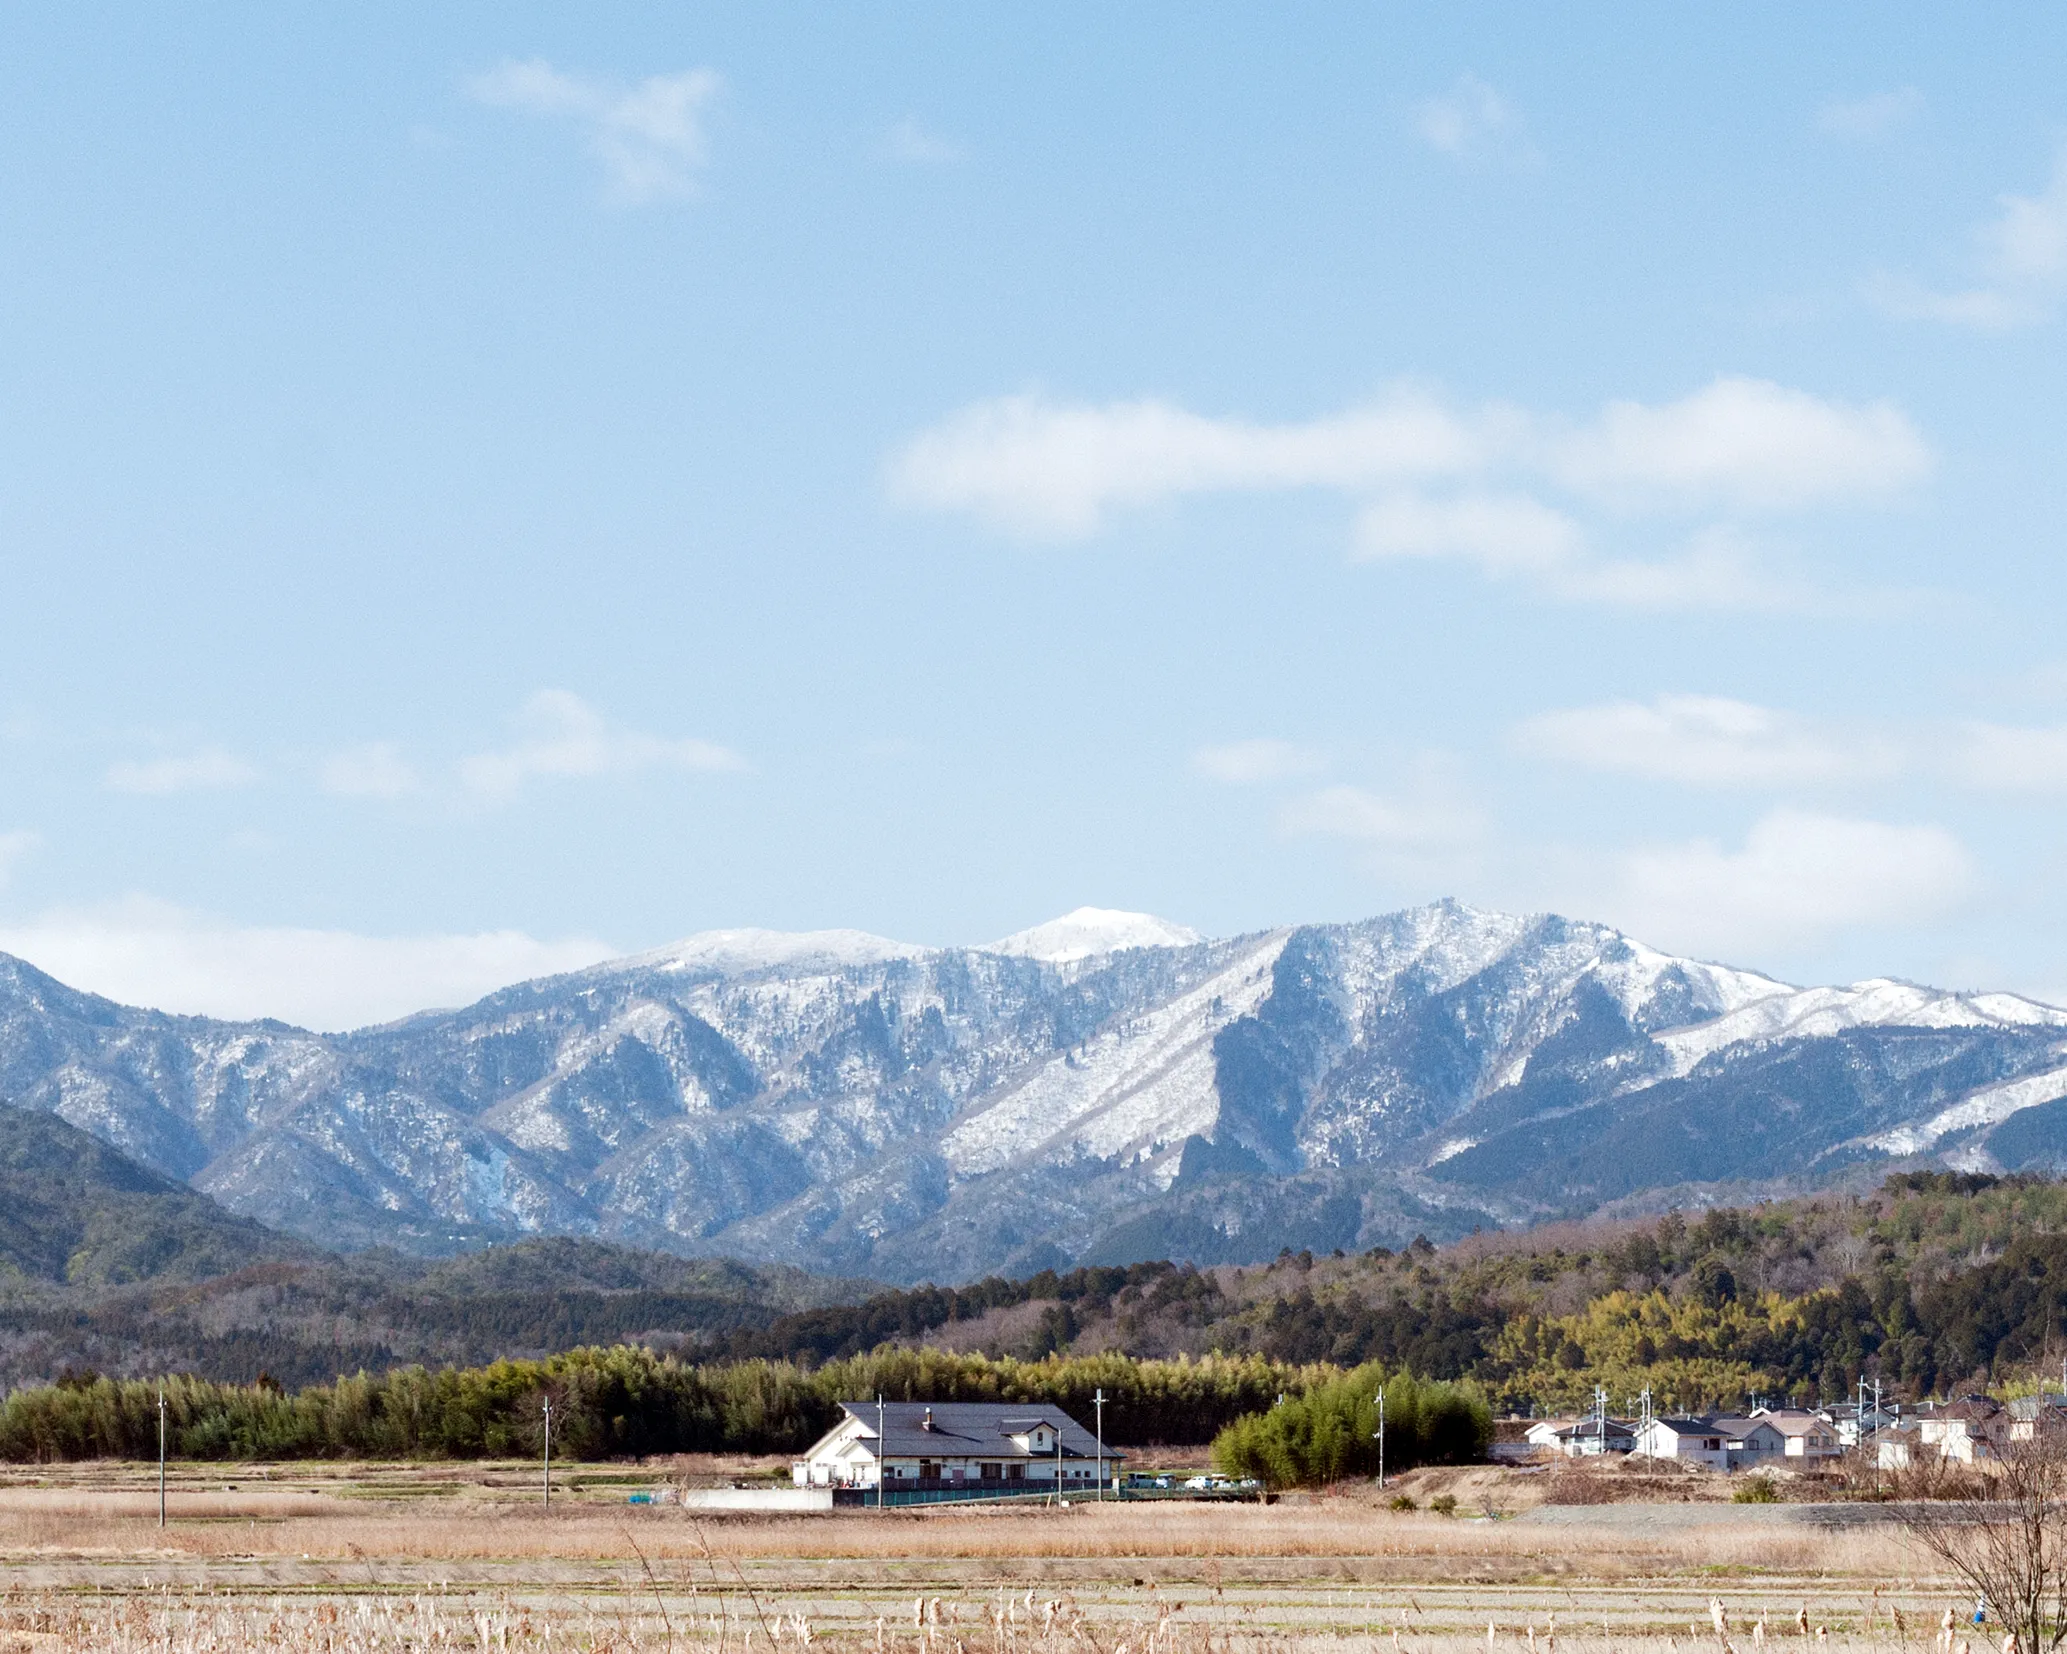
left=3, top=899, right=2065, bottom=1284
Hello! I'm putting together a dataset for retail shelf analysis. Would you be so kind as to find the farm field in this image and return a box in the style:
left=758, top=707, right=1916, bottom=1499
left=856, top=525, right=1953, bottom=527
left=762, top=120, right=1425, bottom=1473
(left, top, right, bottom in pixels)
left=0, top=1460, right=1966, bottom=1653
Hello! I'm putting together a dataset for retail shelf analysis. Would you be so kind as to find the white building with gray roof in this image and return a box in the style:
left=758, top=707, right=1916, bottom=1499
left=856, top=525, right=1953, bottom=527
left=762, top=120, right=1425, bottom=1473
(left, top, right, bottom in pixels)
left=794, top=1401, right=1121, bottom=1501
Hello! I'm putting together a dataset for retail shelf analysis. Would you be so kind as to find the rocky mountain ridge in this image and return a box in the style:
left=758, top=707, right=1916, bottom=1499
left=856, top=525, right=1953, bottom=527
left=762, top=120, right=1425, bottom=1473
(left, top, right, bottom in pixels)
left=2, top=901, right=2065, bottom=1282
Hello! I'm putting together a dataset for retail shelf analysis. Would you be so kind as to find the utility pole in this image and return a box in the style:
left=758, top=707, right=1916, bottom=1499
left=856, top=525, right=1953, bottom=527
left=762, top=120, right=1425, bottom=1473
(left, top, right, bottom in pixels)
left=541, top=1396, right=551, bottom=1510
left=1094, top=1389, right=1106, bottom=1502
left=1055, top=1414, right=1063, bottom=1503
left=157, top=1388, right=167, bottom=1530
left=877, top=1395, right=885, bottom=1510
left=1375, top=1389, right=1386, bottom=1490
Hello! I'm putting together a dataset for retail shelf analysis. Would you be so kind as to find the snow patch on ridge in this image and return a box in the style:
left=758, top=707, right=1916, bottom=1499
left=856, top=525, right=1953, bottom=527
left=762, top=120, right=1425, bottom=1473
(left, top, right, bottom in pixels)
left=1654, top=978, right=2067, bottom=1078
left=1869, top=1062, right=2067, bottom=1156
left=615, top=928, right=927, bottom=977
left=986, top=907, right=1204, bottom=963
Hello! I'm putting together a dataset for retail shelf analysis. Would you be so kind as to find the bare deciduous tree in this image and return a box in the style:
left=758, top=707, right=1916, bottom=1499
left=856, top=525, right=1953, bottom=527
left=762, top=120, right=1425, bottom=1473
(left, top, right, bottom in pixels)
left=1904, top=1436, right=2067, bottom=1654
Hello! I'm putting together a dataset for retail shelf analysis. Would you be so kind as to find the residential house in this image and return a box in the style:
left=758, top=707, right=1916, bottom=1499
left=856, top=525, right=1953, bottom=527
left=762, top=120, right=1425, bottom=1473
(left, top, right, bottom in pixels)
left=1868, top=1423, right=1918, bottom=1470
left=1918, top=1397, right=2004, bottom=1463
left=1631, top=1417, right=1730, bottom=1470
left=793, top=1402, right=1121, bottom=1502
left=1756, top=1408, right=1842, bottom=1462
left=1711, top=1415, right=1789, bottom=1470
left=1550, top=1416, right=1635, bottom=1458
left=1826, top=1402, right=1902, bottom=1449
left=2007, top=1394, right=2067, bottom=1442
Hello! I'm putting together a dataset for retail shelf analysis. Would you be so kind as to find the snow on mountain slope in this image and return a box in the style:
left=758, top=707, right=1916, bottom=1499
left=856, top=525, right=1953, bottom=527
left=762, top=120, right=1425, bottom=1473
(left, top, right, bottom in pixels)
left=9, top=902, right=2067, bottom=1279
left=943, top=930, right=1290, bottom=1183
left=1654, top=977, right=2067, bottom=1077
left=611, top=928, right=928, bottom=977
left=1868, top=1063, right=2067, bottom=1157
left=986, top=907, right=1204, bottom=963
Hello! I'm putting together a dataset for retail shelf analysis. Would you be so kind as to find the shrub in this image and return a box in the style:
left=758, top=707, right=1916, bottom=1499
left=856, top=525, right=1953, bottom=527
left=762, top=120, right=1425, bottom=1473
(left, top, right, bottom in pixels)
left=1429, top=1492, right=1457, bottom=1516
left=1733, top=1474, right=1779, bottom=1504
left=1208, top=1363, right=1493, bottom=1489
left=1387, top=1492, right=1417, bottom=1511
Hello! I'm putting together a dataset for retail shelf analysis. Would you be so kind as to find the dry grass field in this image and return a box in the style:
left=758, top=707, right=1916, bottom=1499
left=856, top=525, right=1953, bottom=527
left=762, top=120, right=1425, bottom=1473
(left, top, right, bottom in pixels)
left=0, top=1459, right=1972, bottom=1653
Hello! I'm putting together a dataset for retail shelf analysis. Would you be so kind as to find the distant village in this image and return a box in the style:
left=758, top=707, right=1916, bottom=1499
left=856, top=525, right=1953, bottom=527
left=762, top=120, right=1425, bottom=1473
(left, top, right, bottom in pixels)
left=1499, top=1389, right=2067, bottom=1471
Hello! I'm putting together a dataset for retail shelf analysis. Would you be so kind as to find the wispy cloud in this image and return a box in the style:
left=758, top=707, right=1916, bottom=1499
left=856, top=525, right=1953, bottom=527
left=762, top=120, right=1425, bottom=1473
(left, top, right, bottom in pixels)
left=1516, top=693, right=2067, bottom=797
left=1514, top=695, right=1903, bottom=788
left=893, top=376, right=1928, bottom=609
left=105, top=748, right=258, bottom=795
left=1868, top=145, right=2067, bottom=329
left=1279, top=764, right=1487, bottom=884
left=1819, top=88, right=1923, bottom=143
left=0, top=896, right=616, bottom=1031
left=1192, top=739, right=1326, bottom=785
left=0, top=830, right=37, bottom=887
left=459, top=690, right=744, bottom=800
left=891, top=389, right=1483, bottom=539
left=884, top=117, right=962, bottom=165
left=1949, top=721, right=2067, bottom=794
left=1414, top=74, right=1536, bottom=167
left=319, top=742, right=420, bottom=800
left=468, top=59, right=721, bottom=204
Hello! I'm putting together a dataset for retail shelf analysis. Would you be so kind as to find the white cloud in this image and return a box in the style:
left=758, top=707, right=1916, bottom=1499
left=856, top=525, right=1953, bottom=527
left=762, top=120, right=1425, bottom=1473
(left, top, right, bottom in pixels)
left=1414, top=74, right=1534, bottom=166
left=885, top=117, right=962, bottom=164
left=1279, top=777, right=1485, bottom=857
left=459, top=690, right=745, bottom=800
left=105, top=748, right=258, bottom=795
left=891, top=378, right=1928, bottom=607
left=889, top=390, right=1482, bottom=539
left=1819, top=89, right=1923, bottom=143
left=1603, top=808, right=1975, bottom=958
left=1948, top=721, right=2067, bottom=793
left=1356, top=492, right=1582, bottom=577
left=0, top=897, right=616, bottom=1031
left=469, top=59, right=721, bottom=204
left=1870, top=146, right=2067, bottom=329
left=1192, top=739, right=1325, bottom=785
left=319, top=742, right=420, bottom=799
left=0, top=830, right=37, bottom=886
left=1548, top=376, right=1931, bottom=511
left=1515, top=695, right=1903, bottom=787
left=1357, top=504, right=1816, bottom=612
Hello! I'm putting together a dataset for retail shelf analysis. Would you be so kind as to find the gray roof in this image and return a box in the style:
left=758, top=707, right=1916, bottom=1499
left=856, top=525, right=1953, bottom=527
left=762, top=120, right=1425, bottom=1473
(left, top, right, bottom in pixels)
left=1649, top=1417, right=1722, bottom=1435
left=832, top=1401, right=1119, bottom=1461
left=1554, top=1417, right=1634, bottom=1438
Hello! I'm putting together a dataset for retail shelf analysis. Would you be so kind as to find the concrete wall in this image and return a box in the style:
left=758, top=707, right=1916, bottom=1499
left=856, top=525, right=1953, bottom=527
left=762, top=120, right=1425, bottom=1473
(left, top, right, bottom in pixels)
left=681, top=1488, right=836, bottom=1512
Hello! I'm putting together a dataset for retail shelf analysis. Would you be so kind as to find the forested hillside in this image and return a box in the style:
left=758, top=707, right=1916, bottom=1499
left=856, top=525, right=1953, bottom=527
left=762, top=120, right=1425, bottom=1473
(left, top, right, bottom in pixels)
left=10, top=1167, right=2067, bottom=1427
left=705, top=1171, right=2067, bottom=1411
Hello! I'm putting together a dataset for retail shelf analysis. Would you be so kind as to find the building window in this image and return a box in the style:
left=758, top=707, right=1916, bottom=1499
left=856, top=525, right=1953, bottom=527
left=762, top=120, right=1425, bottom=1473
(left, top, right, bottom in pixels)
left=1007, top=1465, right=1024, bottom=1481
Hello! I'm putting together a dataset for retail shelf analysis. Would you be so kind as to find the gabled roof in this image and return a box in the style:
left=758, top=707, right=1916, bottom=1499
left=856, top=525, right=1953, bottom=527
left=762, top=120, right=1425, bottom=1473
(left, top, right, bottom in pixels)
left=826, top=1401, right=1116, bottom=1461
left=1554, top=1417, right=1634, bottom=1439
left=1760, top=1413, right=1835, bottom=1437
left=1646, top=1416, right=1721, bottom=1436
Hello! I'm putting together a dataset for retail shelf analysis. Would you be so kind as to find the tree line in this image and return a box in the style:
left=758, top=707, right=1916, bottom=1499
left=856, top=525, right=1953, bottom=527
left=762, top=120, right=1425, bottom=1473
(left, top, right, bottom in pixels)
left=0, top=1345, right=1332, bottom=1463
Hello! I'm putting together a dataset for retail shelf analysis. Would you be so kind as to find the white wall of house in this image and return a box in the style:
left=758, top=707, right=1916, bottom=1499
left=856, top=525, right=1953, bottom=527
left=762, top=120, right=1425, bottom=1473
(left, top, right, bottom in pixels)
left=1632, top=1422, right=1729, bottom=1469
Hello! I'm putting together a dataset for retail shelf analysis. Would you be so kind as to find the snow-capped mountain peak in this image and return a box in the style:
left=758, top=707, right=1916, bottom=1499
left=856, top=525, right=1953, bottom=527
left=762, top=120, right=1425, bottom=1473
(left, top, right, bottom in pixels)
left=985, top=907, right=1205, bottom=963
left=615, top=926, right=927, bottom=977
left=10, top=900, right=2067, bottom=1283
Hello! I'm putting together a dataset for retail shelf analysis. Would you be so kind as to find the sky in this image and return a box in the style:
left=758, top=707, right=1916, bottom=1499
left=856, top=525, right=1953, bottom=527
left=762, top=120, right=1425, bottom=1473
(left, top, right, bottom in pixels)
left=5, top=4, right=2067, bottom=1029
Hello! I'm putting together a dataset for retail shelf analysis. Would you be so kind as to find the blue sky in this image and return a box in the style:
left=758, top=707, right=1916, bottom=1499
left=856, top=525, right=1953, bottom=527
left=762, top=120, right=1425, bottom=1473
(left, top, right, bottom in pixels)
left=6, top=4, right=2067, bottom=1027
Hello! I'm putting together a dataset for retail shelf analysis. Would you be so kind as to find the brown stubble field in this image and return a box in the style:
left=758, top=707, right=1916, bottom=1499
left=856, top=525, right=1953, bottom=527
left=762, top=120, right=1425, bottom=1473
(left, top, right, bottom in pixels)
left=0, top=1460, right=1970, bottom=1653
